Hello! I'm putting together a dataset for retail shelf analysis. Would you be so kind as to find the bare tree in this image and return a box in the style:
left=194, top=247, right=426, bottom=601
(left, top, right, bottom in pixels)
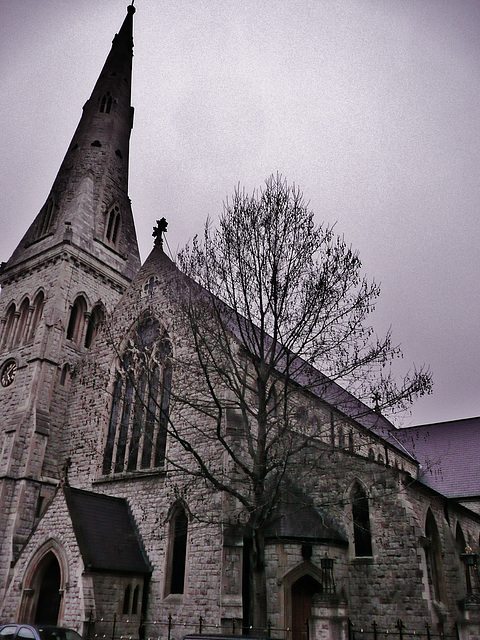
left=161, top=174, right=433, bottom=629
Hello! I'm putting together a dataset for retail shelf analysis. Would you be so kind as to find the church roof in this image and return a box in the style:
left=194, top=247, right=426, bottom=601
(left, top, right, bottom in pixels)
left=140, top=243, right=416, bottom=463
left=63, top=486, right=151, bottom=574
left=396, top=416, right=480, bottom=498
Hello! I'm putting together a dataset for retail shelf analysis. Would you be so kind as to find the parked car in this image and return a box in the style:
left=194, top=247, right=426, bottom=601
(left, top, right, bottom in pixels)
left=183, top=635, right=273, bottom=640
left=0, top=626, right=82, bottom=640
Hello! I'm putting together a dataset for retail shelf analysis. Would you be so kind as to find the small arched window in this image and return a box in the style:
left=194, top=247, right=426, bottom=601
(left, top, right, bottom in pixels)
left=2, top=303, right=16, bottom=349
left=100, top=91, right=113, bottom=114
left=66, top=296, right=87, bottom=344
left=166, top=505, right=188, bottom=595
left=37, top=198, right=55, bottom=238
left=105, top=205, right=121, bottom=246
left=131, top=585, right=140, bottom=615
left=348, top=432, right=354, bottom=453
left=122, top=584, right=131, bottom=614
left=60, top=363, right=70, bottom=386
left=84, top=304, right=104, bottom=348
left=29, top=291, right=45, bottom=341
left=14, top=298, right=30, bottom=346
left=351, top=481, right=372, bottom=557
left=456, top=522, right=467, bottom=554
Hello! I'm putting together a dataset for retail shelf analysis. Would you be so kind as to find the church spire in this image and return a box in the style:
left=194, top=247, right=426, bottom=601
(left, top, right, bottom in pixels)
left=3, top=4, right=140, bottom=281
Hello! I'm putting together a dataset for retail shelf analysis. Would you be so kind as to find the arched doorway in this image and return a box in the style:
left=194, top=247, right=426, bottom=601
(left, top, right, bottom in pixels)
left=34, top=552, right=61, bottom=624
left=291, top=574, right=322, bottom=640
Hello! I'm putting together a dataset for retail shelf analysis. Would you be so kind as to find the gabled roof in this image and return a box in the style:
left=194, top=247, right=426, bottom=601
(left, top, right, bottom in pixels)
left=63, top=486, right=151, bottom=574
left=396, top=416, right=480, bottom=499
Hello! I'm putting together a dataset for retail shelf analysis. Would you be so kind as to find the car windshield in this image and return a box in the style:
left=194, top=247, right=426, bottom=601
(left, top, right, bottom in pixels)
left=37, top=629, right=82, bottom=640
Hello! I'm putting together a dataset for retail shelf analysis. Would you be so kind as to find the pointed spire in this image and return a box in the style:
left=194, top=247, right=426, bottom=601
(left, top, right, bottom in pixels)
left=95, top=2, right=136, bottom=98
left=3, top=5, right=140, bottom=281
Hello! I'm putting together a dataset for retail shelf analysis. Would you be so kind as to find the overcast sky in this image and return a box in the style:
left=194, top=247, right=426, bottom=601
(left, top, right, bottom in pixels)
left=1, top=0, right=480, bottom=427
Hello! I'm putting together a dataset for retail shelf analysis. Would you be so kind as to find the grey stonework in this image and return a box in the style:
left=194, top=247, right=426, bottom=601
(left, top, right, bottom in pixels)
left=1, top=6, right=480, bottom=640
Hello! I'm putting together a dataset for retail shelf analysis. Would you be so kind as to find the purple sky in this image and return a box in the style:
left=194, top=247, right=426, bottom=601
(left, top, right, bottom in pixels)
left=1, top=0, right=480, bottom=427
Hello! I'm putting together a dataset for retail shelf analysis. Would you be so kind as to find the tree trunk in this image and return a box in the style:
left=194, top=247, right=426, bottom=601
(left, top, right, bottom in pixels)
left=251, top=527, right=268, bottom=631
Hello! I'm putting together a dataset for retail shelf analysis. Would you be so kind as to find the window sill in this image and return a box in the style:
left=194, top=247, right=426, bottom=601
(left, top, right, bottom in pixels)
left=163, top=593, right=184, bottom=604
left=95, top=467, right=166, bottom=484
left=351, top=556, right=374, bottom=565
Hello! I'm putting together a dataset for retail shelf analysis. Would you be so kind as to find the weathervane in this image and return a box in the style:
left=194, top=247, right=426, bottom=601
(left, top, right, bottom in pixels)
left=153, top=218, right=168, bottom=249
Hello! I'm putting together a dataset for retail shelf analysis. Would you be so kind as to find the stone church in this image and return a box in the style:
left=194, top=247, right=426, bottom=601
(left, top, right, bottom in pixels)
left=1, top=5, right=480, bottom=640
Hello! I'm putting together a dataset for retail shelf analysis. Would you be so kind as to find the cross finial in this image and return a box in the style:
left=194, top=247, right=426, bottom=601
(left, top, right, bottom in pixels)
left=153, top=218, right=168, bottom=249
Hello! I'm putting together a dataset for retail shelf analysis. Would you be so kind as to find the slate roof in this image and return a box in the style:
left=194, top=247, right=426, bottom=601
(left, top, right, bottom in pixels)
left=396, top=417, right=480, bottom=499
left=63, top=486, right=151, bottom=574
left=152, top=251, right=411, bottom=456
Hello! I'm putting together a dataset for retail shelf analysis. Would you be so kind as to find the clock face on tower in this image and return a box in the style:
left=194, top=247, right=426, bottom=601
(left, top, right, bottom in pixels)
left=1, top=360, right=17, bottom=387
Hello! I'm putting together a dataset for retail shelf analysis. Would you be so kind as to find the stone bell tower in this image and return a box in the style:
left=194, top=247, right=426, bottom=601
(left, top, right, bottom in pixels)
left=0, top=4, right=141, bottom=599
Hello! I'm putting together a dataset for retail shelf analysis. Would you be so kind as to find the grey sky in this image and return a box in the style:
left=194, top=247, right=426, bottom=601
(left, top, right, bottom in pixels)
left=1, top=0, right=479, bottom=427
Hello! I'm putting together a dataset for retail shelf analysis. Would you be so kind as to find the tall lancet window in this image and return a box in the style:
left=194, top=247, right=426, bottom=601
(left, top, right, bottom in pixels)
left=351, top=481, right=373, bottom=557
left=37, top=198, right=55, bottom=239
left=100, top=91, right=113, bottom=114
left=105, top=205, right=121, bottom=247
left=166, top=504, right=188, bottom=596
left=102, top=317, right=172, bottom=475
left=425, top=509, right=446, bottom=602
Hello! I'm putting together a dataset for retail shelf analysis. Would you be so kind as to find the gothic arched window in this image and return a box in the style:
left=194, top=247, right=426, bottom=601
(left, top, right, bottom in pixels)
left=37, top=198, right=55, bottom=238
left=13, top=298, right=30, bottom=346
left=132, top=585, right=140, bottom=614
left=29, top=291, right=45, bottom=341
left=425, top=509, right=445, bottom=602
left=105, top=205, right=121, bottom=247
left=66, top=296, right=87, bottom=344
left=166, top=505, right=188, bottom=596
left=100, top=91, right=113, bottom=114
left=84, top=303, right=104, bottom=348
left=60, top=363, right=70, bottom=386
left=351, top=481, right=373, bottom=557
left=102, top=318, right=172, bottom=475
left=123, top=584, right=131, bottom=615
left=2, top=303, right=16, bottom=349
left=456, top=522, right=466, bottom=554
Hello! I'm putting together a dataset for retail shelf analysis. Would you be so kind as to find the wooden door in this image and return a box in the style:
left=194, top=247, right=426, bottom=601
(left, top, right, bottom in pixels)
left=291, top=575, right=322, bottom=640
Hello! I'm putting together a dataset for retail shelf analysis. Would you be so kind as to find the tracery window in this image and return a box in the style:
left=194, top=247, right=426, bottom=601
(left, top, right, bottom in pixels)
left=351, top=481, right=372, bottom=557
left=102, top=318, right=172, bottom=475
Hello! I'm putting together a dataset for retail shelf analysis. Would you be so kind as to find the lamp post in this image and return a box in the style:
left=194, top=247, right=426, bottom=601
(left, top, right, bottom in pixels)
left=461, top=545, right=478, bottom=594
left=320, top=555, right=335, bottom=594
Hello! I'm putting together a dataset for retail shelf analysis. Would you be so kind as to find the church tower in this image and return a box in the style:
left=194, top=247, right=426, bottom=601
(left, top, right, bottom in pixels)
left=0, top=4, right=140, bottom=597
